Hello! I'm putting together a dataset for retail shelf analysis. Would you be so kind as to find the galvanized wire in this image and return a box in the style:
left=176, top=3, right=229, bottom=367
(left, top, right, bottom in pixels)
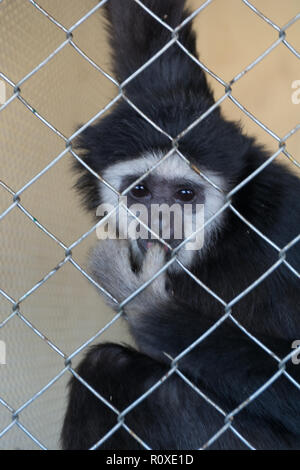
left=0, top=0, right=299, bottom=450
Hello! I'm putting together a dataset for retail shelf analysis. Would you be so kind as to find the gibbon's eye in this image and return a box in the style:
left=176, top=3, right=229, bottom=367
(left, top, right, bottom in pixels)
left=175, top=188, right=195, bottom=202
left=130, top=184, right=151, bottom=199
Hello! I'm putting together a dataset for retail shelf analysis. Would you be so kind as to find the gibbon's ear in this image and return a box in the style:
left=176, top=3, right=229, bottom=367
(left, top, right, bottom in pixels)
left=104, top=0, right=214, bottom=103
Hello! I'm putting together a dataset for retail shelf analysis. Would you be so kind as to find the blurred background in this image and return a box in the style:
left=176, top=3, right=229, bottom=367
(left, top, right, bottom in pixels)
left=0, top=0, right=299, bottom=449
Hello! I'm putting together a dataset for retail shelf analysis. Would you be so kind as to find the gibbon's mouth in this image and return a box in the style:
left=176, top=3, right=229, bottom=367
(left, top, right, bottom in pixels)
left=136, top=238, right=180, bottom=254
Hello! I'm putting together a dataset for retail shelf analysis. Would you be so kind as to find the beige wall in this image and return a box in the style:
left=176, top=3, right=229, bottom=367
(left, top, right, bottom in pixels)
left=0, top=0, right=299, bottom=449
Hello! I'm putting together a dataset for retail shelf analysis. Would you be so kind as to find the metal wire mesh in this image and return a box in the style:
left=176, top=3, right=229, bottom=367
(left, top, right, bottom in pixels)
left=0, top=0, right=299, bottom=450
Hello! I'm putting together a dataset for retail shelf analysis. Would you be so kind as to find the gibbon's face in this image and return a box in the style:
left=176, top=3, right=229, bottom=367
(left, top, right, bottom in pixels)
left=97, top=151, right=226, bottom=267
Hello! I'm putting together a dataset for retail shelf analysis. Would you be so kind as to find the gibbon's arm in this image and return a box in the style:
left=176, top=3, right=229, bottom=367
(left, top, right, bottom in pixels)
left=62, top=240, right=300, bottom=449
left=62, top=341, right=300, bottom=450
left=90, top=240, right=300, bottom=406
left=62, top=320, right=300, bottom=448
left=62, top=343, right=226, bottom=450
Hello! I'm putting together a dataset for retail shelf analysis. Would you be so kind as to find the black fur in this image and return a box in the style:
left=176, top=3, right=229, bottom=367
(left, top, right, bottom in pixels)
left=62, top=0, right=300, bottom=449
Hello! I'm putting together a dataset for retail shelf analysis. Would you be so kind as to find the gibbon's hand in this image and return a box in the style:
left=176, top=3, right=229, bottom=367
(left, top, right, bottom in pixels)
left=89, top=239, right=169, bottom=314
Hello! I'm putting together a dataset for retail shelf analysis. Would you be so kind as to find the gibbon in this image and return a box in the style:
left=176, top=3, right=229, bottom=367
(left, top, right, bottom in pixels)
left=62, top=0, right=300, bottom=450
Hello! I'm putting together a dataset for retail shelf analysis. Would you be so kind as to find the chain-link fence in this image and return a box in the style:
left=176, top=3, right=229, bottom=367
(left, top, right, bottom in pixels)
left=0, top=0, right=299, bottom=450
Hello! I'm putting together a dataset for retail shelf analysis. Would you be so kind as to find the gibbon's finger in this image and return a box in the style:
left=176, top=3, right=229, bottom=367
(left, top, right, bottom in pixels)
left=89, top=239, right=138, bottom=307
left=138, top=243, right=169, bottom=302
